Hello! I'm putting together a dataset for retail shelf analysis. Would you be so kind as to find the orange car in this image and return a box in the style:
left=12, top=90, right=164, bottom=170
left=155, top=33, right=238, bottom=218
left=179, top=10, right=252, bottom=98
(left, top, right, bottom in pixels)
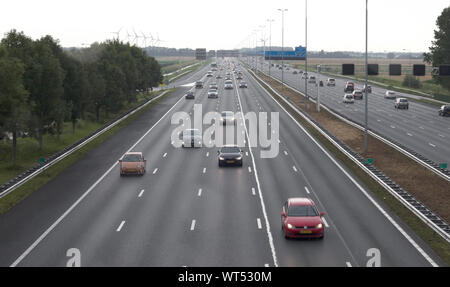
left=119, top=152, right=146, bottom=176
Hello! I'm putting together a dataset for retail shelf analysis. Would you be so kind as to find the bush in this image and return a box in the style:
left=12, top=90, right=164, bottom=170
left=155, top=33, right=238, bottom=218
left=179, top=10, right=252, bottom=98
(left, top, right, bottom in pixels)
left=403, top=75, right=422, bottom=89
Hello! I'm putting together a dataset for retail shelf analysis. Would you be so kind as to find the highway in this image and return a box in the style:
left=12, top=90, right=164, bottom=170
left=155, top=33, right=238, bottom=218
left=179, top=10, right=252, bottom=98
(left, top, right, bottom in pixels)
left=0, top=59, right=444, bottom=267
left=255, top=60, right=450, bottom=166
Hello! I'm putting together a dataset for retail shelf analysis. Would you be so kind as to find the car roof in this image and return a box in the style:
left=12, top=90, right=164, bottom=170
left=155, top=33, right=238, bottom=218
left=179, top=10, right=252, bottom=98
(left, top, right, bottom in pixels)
left=124, top=152, right=142, bottom=156
left=288, top=198, right=314, bottom=206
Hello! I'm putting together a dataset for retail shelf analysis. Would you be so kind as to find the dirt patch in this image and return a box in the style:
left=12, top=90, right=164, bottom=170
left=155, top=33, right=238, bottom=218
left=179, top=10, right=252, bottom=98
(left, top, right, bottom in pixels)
left=258, top=72, right=450, bottom=223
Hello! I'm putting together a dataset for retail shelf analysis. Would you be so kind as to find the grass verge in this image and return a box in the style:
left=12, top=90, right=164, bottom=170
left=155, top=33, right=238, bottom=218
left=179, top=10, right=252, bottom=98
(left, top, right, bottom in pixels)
left=0, top=89, right=175, bottom=216
left=250, top=69, right=450, bottom=265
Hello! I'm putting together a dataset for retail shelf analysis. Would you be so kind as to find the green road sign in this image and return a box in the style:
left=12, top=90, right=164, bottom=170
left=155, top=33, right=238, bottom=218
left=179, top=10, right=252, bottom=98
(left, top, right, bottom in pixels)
left=440, top=163, right=447, bottom=169
left=366, top=158, right=373, bottom=165
left=38, top=157, right=46, bottom=164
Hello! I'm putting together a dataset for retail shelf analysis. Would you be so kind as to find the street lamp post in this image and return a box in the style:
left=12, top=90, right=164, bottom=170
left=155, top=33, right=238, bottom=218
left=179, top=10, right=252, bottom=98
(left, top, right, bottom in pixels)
left=305, top=0, right=308, bottom=100
left=364, top=0, right=369, bottom=153
left=267, top=19, right=274, bottom=76
left=259, top=25, right=266, bottom=72
left=278, top=9, right=288, bottom=88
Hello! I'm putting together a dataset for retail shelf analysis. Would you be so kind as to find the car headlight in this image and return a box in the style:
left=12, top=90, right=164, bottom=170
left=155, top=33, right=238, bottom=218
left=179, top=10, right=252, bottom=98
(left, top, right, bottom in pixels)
left=137, top=164, right=142, bottom=168
left=287, top=223, right=294, bottom=229
left=316, top=223, right=323, bottom=229
left=236, top=156, right=242, bottom=160
left=219, top=157, right=225, bottom=160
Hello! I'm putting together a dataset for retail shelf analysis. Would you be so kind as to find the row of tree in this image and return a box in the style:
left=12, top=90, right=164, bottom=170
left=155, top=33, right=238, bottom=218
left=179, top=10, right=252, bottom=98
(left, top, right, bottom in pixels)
left=0, top=30, right=163, bottom=164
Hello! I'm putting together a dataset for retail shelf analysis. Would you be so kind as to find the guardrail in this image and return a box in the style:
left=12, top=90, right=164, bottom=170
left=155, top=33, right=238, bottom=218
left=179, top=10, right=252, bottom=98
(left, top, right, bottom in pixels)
left=248, top=68, right=450, bottom=243
left=0, top=90, right=169, bottom=199
left=257, top=68, right=450, bottom=182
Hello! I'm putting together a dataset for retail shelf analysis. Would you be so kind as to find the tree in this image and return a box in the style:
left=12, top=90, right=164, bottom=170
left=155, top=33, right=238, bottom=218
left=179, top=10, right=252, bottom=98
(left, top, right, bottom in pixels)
left=0, top=47, right=29, bottom=165
left=424, top=6, right=450, bottom=92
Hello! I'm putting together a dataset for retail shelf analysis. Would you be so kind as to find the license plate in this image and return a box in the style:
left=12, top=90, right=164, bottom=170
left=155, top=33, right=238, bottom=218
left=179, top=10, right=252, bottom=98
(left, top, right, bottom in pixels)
left=300, top=230, right=312, bottom=234
left=227, top=160, right=234, bottom=163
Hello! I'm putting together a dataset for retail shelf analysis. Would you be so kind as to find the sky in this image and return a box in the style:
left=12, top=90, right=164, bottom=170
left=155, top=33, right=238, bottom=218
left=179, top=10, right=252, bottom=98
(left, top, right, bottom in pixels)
left=0, top=0, right=448, bottom=53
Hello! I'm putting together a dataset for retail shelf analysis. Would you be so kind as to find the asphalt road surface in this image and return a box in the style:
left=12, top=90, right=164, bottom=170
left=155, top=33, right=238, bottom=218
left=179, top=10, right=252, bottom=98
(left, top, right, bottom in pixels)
left=0, top=60, right=444, bottom=267
left=255, top=60, right=450, bottom=166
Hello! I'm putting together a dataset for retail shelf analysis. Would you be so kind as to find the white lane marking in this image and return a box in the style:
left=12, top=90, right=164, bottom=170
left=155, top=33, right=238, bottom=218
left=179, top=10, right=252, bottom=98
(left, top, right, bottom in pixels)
left=322, top=217, right=330, bottom=228
left=246, top=152, right=249, bottom=156
left=257, top=218, right=262, bottom=229
left=10, top=91, right=185, bottom=267
left=284, top=151, right=288, bottom=156
left=438, top=134, right=445, bottom=138
left=116, top=221, right=126, bottom=232
left=203, top=167, right=206, bottom=173
left=190, top=220, right=196, bottom=231
left=346, top=262, right=352, bottom=267
left=138, top=189, right=145, bottom=198
left=206, top=152, right=209, bottom=157
left=293, top=166, right=298, bottom=172
left=163, top=152, right=167, bottom=158
left=390, top=125, right=396, bottom=129
left=377, top=119, right=381, bottom=122
left=304, top=186, right=311, bottom=194
left=264, top=263, right=270, bottom=267
left=252, top=187, right=256, bottom=196
left=152, top=168, right=158, bottom=174
left=429, top=143, right=436, bottom=148
left=248, top=166, right=252, bottom=173
left=251, top=71, right=438, bottom=267
left=407, top=133, right=413, bottom=137
left=198, top=188, right=202, bottom=197
left=419, top=126, right=424, bottom=130
left=234, top=74, right=278, bottom=267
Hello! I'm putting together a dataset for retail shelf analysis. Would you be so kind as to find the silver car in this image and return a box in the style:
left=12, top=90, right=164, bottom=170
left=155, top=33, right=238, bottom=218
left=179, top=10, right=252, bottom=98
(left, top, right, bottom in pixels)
left=395, top=98, right=409, bottom=109
left=385, top=90, right=397, bottom=99
left=208, top=89, right=219, bottom=98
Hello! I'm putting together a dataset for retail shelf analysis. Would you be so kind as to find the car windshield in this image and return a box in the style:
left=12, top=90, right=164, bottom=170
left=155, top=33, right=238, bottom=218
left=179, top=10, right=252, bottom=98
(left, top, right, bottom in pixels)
left=220, top=147, right=240, bottom=154
left=388, top=91, right=395, bottom=95
left=288, top=205, right=319, bottom=217
left=209, top=89, right=216, bottom=93
left=122, top=154, right=142, bottom=162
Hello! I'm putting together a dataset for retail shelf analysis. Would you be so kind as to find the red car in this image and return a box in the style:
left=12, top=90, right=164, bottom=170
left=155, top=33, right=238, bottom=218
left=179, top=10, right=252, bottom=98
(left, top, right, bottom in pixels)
left=281, top=198, right=325, bottom=239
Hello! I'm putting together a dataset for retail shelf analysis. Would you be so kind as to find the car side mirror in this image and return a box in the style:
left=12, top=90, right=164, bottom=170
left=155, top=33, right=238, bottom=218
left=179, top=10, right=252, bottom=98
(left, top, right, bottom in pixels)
left=118, top=160, right=122, bottom=163
left=281, top=211, right=286, bottom=217
left=320, top=212, right=325, bottom=217
left=217, top=150, right=220, bottom=155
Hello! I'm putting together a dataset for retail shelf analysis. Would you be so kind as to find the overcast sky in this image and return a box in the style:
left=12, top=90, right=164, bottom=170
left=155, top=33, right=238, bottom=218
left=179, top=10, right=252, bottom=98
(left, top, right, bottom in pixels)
left=1, top=0, right=448, bottom=52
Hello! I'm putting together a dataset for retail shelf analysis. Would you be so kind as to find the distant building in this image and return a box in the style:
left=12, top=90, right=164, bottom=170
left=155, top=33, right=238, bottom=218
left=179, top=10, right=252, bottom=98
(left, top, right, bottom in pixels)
left=196, top=48, right=207, bottom=60
left=208, top=50, right=216, bottom=58
left=217, top=50, right=239, bottom=58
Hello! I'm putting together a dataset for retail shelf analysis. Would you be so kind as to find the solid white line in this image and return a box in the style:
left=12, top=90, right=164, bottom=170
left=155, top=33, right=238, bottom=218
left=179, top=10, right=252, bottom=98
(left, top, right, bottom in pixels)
left=304, top=186, right=311, bottom=194
left=190, top=220, right=196, bottom=231
left=257, top=218, right=262, bottom=229
left=322, top=217, right=330, bottom=228
left=10, top=90, right=186, bottom=267
left=153, top=168, right=158, bottom=174
left=116, top=221, right=126, bottom=232
left=138, top=189, right=145, bottom=198
left=233, top=74, right=278, bottom=267
left=346, top=262, right=352, bottom=267
left=198, top=188, right=202, bottom=197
